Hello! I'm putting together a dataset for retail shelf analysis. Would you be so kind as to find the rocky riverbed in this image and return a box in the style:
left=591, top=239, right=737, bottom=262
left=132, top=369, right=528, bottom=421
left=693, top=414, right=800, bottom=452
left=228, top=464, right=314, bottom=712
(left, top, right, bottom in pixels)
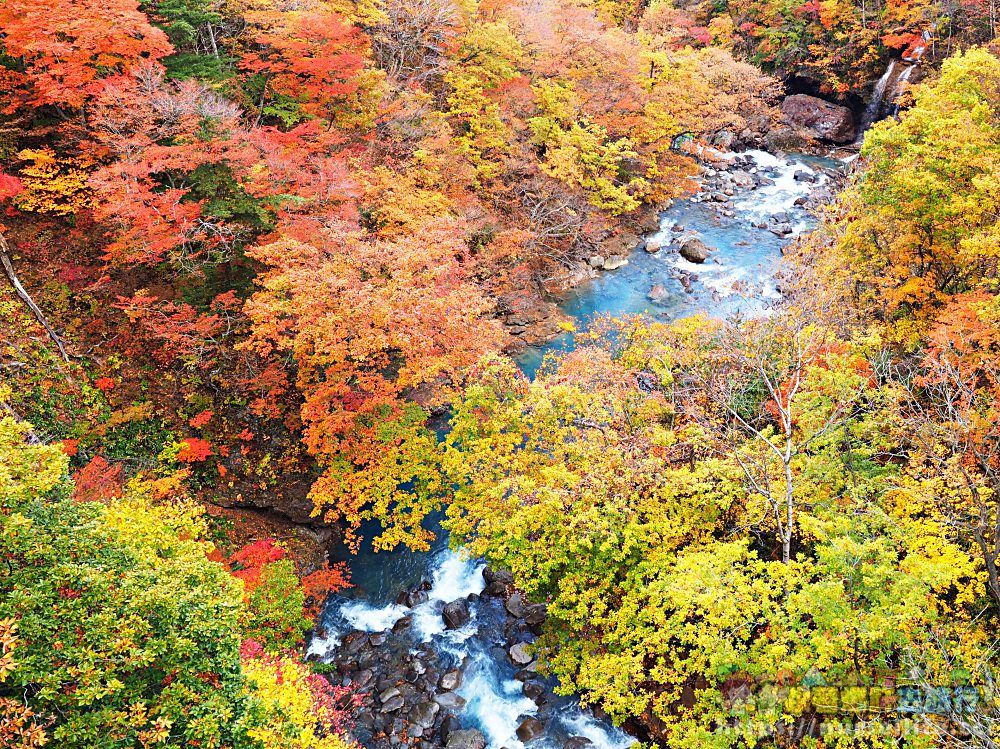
left=309, top=549, right=634, bottom=749
left=501, top=147, right=846, bottom=353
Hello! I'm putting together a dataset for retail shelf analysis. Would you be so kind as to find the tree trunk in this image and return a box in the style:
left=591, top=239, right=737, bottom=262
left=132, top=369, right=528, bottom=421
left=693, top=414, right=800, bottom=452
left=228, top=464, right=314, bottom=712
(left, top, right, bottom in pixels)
left=0, top=231, right=70, bottom=362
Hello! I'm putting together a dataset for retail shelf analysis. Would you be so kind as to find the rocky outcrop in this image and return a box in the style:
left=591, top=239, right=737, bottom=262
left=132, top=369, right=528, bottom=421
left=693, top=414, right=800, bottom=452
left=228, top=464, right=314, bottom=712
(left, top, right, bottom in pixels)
left=496, top=289, right=573, bottom=350
left=780, top=94, right=856, bottom=143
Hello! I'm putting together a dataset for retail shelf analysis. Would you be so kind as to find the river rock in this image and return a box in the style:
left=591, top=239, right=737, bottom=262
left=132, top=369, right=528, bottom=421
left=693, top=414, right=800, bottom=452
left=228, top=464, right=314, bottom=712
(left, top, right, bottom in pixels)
left=679, top=238, right=712, bottom=264
left=505, top=591, right=527, bottom=618
left=793, top=169, right=817, bottom=183
left=484, top=567, right=515, bottom=586
left=648, top=284, right=670, bottom=304
left=588, top=255, right=605, bottom=269
left=379, top=687, right=401, bottom=704
left=769, top=223, right=793, bottom=237
left=510, top=642, right=534, bottom=666
left=398, top=589, right=428, bottom=607
left=564, top=737, right=595, bottom=749
left=644, top=237, right=667, bottom=253
left=780, top=94, right=856, bottom=143
left=439, top=669, right=464, bottom=691
left=440, top=714, right=462, bottom=744
left=393, top=616, right=413, bottom=633
left=523, top=680, right=546, bottom=701
left=434, top=692, right=468, bottom=711
left=516, top=717, right=546, bottom=742
left=730, top=170, right=755, bottom=189
left=381, top=694, right=405, bottom=713
left=410, top=701, right=440, bottom=728
left=446, top=729, right=486, bottom=749
left=442, top=599, right=471, bottom=629
left=602, top=254, right=629, bottom=271
left=369, top=632, right=387, bottom=646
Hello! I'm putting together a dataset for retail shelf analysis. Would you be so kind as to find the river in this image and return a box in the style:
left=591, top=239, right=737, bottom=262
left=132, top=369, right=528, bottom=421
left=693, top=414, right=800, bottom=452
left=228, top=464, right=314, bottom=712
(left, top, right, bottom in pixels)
left=307, top=148, right=846, bottom=749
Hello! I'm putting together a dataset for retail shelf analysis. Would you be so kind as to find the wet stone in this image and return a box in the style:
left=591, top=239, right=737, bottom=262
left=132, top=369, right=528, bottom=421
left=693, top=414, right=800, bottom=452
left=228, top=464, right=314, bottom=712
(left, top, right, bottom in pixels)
left=380, top=694, right=405, bottom=713
left=379, top=687, right=401, bottom=704
left=442, top=599, right=471, bottom=629
left=564, top=737, right=595, bottom=749
left=434, top=691, right=467, bottom=711
left=524, top=604, right=547, bottom=626
left=522, top=680, right=545, bottom=701
left=392, top=616, right=413, bottom=633
left=411, top=701, right=439, bottom=728
left=369, top=632, right=387, bottom=646
left=515, top=717, right=545, bottom=743
left=510, top=642, right=534, bottom=666
left=439, top=714, right=462, bottom=744
left=439, top=669, right=464, bottom=691
left=505, top=591, right=527, bottom=618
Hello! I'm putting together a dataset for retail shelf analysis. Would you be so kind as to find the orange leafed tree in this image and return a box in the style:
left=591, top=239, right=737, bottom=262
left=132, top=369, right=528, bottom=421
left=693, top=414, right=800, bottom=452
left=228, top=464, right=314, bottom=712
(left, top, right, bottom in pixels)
left=240, top=6, right=377, bottom=130
left=0, top=0, right=171, bottom=112
left=243, top=218, right=505, bottom=551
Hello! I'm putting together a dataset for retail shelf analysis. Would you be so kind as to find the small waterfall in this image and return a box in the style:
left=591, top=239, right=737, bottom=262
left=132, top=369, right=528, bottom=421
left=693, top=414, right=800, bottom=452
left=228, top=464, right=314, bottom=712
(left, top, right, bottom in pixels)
left=855, top=59, right=901, bottom=141
left=856, top=32, right=931, bottom=142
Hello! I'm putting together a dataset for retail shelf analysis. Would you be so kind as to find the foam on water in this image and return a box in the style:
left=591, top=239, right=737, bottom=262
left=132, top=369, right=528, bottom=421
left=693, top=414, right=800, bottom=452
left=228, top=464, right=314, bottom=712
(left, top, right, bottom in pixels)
left=733, top=150, right=825, bottom=229
left=341, top=601, right=408, bottom=632
left=458, top=653, right=539, bottom=749
left=557, top=708, right=636, bottom=749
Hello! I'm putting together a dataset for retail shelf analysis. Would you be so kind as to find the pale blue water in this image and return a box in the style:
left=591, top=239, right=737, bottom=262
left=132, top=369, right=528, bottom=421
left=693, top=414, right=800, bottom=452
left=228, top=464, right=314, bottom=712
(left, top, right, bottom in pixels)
left=313, top=148, right=846, bottom=749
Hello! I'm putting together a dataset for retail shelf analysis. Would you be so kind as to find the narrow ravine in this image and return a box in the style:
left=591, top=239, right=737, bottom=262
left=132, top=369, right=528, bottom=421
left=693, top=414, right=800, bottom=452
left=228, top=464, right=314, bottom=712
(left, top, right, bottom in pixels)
left=307, top=147, right=850, bottom=749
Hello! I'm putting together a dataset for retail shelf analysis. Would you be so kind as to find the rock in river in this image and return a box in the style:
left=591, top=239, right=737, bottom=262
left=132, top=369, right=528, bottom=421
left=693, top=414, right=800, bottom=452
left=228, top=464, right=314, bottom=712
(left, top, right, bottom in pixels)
left=648, top=284, right=670, bottom=304
left=602, top=254, right=628, bottom=271
left=439, top=668, right=464, bottom=691
left=442, top=599, right=471, bottom=629
left=679, top=237, right=712, bottom=264
left=516, top=717, right=546, bottom=742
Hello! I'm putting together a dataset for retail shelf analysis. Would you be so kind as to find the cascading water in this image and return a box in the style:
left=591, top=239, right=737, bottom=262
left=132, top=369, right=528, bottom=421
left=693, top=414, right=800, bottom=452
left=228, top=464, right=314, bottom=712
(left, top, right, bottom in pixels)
left=855, top=59, right=902, bottom=140
left=855, top=31, right=930, bottom=142
left=309, top=149, right=847, bottom=749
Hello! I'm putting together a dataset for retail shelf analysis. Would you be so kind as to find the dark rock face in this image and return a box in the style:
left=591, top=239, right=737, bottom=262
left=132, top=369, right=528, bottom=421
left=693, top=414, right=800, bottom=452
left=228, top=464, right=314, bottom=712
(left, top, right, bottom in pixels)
left=442, top=599, right=471, bottom=629
left=780, top=94, right=856, bottom=143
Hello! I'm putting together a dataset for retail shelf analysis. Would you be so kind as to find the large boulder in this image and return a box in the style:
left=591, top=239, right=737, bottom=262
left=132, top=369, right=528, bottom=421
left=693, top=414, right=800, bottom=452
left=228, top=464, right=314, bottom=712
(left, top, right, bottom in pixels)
left=505, top=591, right=528, bottom=618
left=442, top=599, right=471, bottom=629
left=446, top=729, right=487, bottom=749
left=678, top=238, right=712, bottom=264
left=439, top=668, right=464, bottom=691
left=780, top=95, right=856, bottom=143
left=516, top=717, right=546, bottom=743
left=435, top=692, right=468, bottom=711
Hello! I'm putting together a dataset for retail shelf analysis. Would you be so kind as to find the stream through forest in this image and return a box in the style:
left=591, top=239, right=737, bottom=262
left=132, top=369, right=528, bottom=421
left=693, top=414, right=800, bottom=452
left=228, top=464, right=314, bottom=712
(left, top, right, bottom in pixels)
left=307, top=148, right=848, bottom=749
